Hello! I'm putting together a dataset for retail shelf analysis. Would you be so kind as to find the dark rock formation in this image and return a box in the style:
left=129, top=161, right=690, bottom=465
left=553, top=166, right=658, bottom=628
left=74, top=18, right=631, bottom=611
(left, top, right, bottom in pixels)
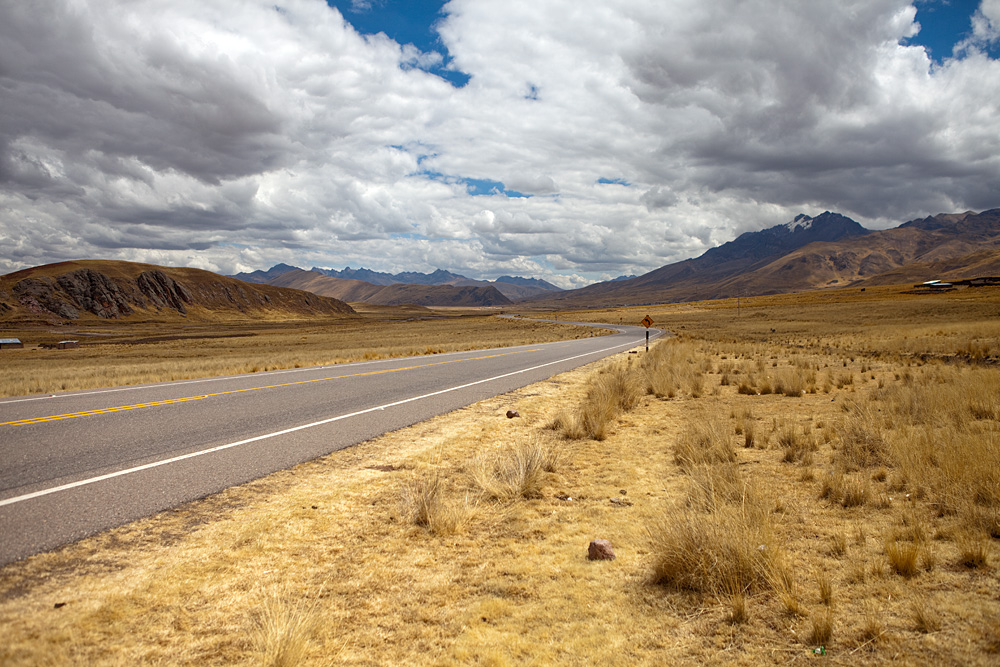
left=56, top=269, right=134, bottom=318
left=136, top=270, right=192, bottom=314
left=13, top=277, right=80, bottom=319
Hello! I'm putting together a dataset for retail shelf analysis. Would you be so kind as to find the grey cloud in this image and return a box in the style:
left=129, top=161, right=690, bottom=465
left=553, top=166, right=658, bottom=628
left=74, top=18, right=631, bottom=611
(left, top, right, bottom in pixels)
left=1, top=0, right=998, bottom=284
left=0, top=4, right=287, bottom=186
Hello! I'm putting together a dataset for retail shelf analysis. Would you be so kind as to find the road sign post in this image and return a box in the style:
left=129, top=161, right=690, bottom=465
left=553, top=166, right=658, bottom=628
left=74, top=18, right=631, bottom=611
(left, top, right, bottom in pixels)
left=641, top=315, right=653, bottom=351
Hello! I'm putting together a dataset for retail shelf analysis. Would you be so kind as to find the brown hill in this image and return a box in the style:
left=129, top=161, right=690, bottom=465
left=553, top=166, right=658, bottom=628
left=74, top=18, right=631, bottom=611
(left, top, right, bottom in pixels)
left=269, top=269, right=513, bottom=307
left=533, top=208, right=1000, bottom=307
left=853, top=247, right=1000, bottom=287
left=738, top=209, right=1000, bottom=293
left=0, top=260, right=356, bottom=323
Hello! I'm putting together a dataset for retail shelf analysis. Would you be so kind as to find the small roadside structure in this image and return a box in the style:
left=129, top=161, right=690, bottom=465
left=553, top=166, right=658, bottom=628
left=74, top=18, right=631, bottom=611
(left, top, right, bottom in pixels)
left=913, top=280, right=954, bottom=290
left=57, top=340, right=80, bottom=349
left=0, top=338, right=24, bottom=349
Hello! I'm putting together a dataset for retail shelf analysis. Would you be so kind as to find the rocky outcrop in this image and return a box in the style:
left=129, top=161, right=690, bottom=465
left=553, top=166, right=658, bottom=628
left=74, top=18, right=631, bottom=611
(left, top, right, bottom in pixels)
left=136, top=270, right=192, bottom=314
left=13, top=278, right=81, bottom=319
left=56, top=269, right=134, bottom=318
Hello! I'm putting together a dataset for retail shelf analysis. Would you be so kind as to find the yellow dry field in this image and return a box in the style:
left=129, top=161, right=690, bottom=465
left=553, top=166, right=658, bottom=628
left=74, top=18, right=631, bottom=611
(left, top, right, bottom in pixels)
left=1, top=285, right=999, bottom=665
left=0, top=312, right=601, bottom=398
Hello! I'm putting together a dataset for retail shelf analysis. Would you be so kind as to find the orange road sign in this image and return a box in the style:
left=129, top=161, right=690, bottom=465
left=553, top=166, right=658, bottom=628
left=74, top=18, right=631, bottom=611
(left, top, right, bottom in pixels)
left=641, top=315, right=653, bottom=328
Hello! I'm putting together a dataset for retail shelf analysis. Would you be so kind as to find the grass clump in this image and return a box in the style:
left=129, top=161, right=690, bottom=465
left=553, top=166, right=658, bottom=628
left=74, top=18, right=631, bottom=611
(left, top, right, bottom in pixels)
left=885, top=537, right=920, bottom=577
left=910, top=597, right=941, bottom=633
left=641, top=339, right=703, bottom=399
left=401, top=473, right=474, bottom=535
left=673, top=414, right=736, bottom=471
left=732, top=406, right=757, bottom=448
left=252, top=586, right=319, bottom=667
left=470, top=436, right=556, bottom=502
left=650, top=465, right=783, bottom=602
left=809, top=608, right=834, bottom=646
left=650, top=498, right=779, bottom=596
left=956, top=531, right=991, bottom=569
left=556, top=360, right=642, bottom=440
left=837, top=400, right=889, bottom=469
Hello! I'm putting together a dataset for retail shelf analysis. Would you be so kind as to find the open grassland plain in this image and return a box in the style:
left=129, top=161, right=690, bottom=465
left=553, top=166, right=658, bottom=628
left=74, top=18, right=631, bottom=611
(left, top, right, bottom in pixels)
left=1, top=285, right=999, bottom=665
left=0, top=309, right=601, bottom=398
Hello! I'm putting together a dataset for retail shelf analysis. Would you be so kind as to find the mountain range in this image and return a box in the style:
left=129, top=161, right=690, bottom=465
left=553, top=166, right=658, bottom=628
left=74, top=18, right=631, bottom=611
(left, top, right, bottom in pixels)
left=265, top=268, right=515, bottom=307
left=528, top=208, right=1000, bottom=307
left=233, top=265, right=561, bottom=302
left=231, top=208, right=1000, bottom=308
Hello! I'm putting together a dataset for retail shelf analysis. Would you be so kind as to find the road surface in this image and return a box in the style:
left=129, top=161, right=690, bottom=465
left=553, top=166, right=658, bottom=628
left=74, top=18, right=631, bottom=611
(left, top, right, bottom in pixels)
left=0, top=322, right=661, bottom=565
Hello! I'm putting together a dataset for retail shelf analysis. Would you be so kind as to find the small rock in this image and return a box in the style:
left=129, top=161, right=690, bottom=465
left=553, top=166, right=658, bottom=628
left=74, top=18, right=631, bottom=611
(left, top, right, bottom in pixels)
left=609, top=497, right=633, bottom=507
left=619, top=489, right=627, bottom=495
left=505, top=410, right=520, bottom=419
left=588, top=539, right=616, bottom=561
left=54, top=602, right=67, bottom=609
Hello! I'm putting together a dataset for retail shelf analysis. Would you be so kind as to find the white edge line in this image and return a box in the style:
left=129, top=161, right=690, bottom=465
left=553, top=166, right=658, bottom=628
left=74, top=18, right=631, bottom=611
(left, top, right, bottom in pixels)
left=0, top=335, right=652, bottom=508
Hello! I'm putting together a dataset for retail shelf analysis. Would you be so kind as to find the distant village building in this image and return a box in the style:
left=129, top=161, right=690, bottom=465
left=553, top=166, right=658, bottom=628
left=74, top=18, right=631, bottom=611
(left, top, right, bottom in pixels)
left=57, top=340, right=80, bottom=349
left=0, top=338, right=24, bottom=349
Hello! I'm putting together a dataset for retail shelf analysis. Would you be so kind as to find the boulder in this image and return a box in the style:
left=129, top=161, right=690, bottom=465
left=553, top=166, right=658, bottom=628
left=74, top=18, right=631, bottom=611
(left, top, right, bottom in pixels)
left=588, top=539, right=616, bottom=561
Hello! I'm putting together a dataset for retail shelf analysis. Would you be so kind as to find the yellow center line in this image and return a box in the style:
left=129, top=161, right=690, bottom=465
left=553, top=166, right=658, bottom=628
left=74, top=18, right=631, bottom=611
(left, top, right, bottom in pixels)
left=3, top=348, right=542, bottom=426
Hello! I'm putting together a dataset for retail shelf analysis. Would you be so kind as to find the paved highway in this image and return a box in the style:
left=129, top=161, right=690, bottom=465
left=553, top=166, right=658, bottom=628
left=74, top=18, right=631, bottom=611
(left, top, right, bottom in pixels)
left=0, top=322, right=661, bottom=565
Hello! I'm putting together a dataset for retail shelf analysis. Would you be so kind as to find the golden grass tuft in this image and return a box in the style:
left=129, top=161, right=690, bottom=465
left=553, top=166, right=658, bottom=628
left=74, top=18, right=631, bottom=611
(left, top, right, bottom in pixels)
left=650, top=465, right=782, bottom=601
left=673, top=413, right=736, bottom=471
left=885, top=537, right=921, bottom=577
left=837, top=399, right=890, bottom=469
left=252, top=586, right=320, bottom=667
left=400, top=473, right=475, bottom=535
left=956, top=531, right=991, bottom=569
left=641, top=339, right=702, bottom=398
left=910, top=596, right=941, bottom=634
left=469, top=435, right=556, bottom=501
left=859, top=602, right=886, bottom=645
left=555, top=360, right=643, bottom=440
left=809, top=608, right=834, bottom=646
left=817, top=573, right=833, bottom=607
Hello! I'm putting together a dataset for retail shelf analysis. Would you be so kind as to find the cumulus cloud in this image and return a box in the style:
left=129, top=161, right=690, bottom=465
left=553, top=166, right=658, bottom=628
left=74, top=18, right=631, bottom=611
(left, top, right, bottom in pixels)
left=0, top=0, right=998, bottom=286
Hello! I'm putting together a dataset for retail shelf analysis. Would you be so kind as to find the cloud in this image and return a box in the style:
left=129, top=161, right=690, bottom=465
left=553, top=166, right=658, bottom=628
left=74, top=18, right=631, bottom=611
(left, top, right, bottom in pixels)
left=0, top=0, right=998, bottom=287
left=958, top=0, right=1000, bottom=53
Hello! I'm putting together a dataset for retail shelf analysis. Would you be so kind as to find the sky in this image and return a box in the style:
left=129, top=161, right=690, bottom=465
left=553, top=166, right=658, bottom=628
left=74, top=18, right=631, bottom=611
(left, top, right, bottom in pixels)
left=1, top=1, right=998, bottom=288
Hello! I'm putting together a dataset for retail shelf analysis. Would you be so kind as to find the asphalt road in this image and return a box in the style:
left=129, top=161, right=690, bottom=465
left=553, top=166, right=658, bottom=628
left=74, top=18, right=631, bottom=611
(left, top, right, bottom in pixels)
left=0, top=322, right=661, bottom=565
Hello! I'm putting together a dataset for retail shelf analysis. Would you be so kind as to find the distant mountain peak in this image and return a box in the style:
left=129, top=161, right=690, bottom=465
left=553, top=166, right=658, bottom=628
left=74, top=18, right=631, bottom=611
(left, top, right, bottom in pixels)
left=703, top=211, right=868, bottom=265
left=494, top=275, right=561, bottom=291
left=786, top=213, right=820, bottom=232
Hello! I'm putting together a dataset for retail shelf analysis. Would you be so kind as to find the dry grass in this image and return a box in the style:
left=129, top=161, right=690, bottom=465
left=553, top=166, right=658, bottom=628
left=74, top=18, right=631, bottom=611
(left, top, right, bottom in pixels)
left=650, top=475, right=780, bottom=597
left=885, top=538, right=921, bottom=577
left=252, top=585, right=321, bottom=667
left=673, top=413, right=736, bottom=470
left=400, top=473, right=476, bottom=536
left=0, top=312, right=602, bottom=398
left=552, top=359, right=642, bottom=440
left=469, top=434, right=556, bottom=501
left=2, top=286, right=1000, bottom=665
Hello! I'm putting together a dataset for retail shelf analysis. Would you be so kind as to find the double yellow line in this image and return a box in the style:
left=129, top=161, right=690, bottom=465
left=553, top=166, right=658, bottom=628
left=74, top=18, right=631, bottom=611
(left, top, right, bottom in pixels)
left=2, top=348, right=539, bottom=427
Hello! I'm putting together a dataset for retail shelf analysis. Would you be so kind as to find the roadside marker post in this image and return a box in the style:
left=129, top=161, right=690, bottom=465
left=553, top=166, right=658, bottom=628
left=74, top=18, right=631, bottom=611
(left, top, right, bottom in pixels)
left=641, top=315, right=653, bottom=351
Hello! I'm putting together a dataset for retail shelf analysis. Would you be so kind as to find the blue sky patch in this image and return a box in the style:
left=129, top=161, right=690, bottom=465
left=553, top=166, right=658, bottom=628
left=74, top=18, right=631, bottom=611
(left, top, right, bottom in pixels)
left=598, top=177, right=630, bottom=186
left=417, top=170, right=531, bottom=198
left=326, top=0, right=471, bottom=86
left=904, top=0, right=999, bottom=62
